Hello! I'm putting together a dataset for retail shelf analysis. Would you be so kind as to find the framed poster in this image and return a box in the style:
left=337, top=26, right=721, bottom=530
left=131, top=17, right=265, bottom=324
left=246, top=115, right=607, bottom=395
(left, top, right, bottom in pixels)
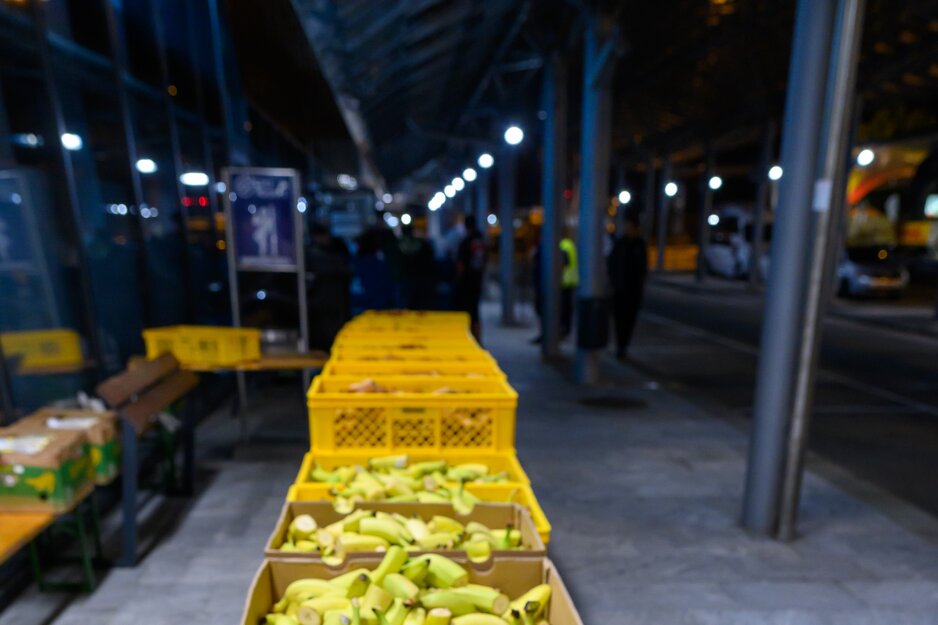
left=225, top=168, right=301, bottom=271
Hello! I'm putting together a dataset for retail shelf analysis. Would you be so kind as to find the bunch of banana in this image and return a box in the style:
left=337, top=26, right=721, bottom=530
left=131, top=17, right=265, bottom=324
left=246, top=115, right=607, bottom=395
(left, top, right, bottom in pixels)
left=279, top=510, right=524, bottom=562
left=308, top=456, right=509, bottom=515
left=265, top=549, right=552, bottom=625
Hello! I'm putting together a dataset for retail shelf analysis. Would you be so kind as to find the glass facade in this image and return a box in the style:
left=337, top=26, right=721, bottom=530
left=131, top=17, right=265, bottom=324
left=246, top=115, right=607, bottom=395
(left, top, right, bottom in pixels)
left=0, top=0, right=297, bottom=418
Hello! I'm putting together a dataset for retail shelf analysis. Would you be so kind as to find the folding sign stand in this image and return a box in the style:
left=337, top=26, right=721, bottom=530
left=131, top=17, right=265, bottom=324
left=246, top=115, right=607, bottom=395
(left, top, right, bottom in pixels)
left=221, top=167, right=309, bottom=440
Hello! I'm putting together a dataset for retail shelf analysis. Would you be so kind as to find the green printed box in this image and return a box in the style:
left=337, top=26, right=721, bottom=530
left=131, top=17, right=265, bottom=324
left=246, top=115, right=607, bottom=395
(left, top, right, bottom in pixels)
left=0, top=426, right=94, bottom=513
left=18, top=409, right=120, bottom=485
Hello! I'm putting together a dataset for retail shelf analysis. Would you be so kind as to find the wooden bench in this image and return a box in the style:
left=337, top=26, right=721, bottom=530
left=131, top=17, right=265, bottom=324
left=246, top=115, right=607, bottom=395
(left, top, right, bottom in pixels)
left=0, top=498, right=102, bottom=592
left=95, top=353, right=198, bottom=567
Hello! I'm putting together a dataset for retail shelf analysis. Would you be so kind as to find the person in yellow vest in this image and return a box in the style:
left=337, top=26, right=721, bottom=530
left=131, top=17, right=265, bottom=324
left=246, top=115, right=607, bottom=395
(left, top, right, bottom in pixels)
left=559, top=237, right=578, bottom=337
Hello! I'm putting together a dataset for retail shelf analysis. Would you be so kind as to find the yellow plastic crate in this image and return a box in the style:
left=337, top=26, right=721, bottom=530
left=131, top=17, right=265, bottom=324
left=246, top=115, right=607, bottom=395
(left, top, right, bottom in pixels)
left=350, top=310, right=470, bottom=326
left=143, top=325, right=261, bottom=367
left=336, top=327, right=476, bottom=342
left=321, top=360, right=506, bottom=378
left=334, top=335, right=479, bottom=349
left=308, top=375, right=517, bottom=453
left=0, top=328, right=83, bottom=370
left=331, top=343, right=496, bottom=363
left=287, top=452, right=550, bottom=543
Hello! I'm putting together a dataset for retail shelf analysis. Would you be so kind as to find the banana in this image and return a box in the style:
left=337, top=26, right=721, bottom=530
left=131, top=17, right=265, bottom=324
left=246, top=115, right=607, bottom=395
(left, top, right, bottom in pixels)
left=403, top=607, right=426, bottom=625
left=382, top=573, right=420, bottom=602
left=429, top=516, right=464, bottom=534
left=296, top=540, right=320, bottom=553
left=416, top=532, right=457, bottom=550
left=400, top=558, right=430, bottom=584
left=370, top=545, right=409, bottom=585
left=331, top=570, right=372, bottom=594
left=345, top=573, right=371, bottom=599
left=464, top=522, right=493, bottom=538
left=298, top=597, right=352, bottom=625
left=463, top=540, right=491, bottom=563
left=370, top=454, right=409, bottom=470
left=275, top=579, right=344, bottom=611
left=360, top=518, right=412, bottom=546
left=450, top=585, right=509, bottom=614
left=384, top=598, right=410, bottom=625
left=425, top=608, right=452, bottom=625
left=490, top=529, right=520, bottom=549
left=311, top=464, right=341, bottom=483
left=502, top=585, right=550, bottom=622
left=451, top=616, right=510, bottom=625
left=423, top=554, right=468, bottom=588
left=362, top=583, right=394, bottom=613
left=406, top=460, right=447, bottom=478
left=415, top=491, right=449, bottom=504
left=404, top=518, right=431, bottom=541
left=419, top=591, right=476, bottom=616
left=342, top=510, right=375, bottom=533
left=289, top=514, right=319, bottom=541
left=339, top=533, right=390, bottom=552
left=267, top=615, right=300, bottom=625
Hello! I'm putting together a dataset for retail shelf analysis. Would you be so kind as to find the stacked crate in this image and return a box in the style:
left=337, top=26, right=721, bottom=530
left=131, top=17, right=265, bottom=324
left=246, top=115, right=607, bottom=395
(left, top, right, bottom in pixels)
left=241, top=311, right=581, bottom=625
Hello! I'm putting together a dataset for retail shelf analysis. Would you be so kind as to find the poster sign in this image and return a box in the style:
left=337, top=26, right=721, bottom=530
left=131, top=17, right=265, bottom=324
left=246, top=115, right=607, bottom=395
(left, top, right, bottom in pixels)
left=227, top=169, right=299, bottom=270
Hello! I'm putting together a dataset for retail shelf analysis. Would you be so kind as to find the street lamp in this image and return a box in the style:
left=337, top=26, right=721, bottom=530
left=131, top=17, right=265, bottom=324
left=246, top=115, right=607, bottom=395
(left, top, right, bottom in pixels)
left=503, top=126, right=524, bottom=146
left=478, top=153, right=494, bottom=169
left=618, top=190, right=631, bottom=204
left=463, top=168, right=477, bottom=182
left=708, top=175, right=723, bottom=191
left=664, top=182, right=678, bottom=197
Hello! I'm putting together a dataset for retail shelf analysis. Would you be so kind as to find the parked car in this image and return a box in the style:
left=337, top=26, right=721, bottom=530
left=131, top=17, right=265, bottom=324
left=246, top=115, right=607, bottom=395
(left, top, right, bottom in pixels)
left=836, top=245, right=909, bottom=297
left=702, top=209, right=771, bottom=280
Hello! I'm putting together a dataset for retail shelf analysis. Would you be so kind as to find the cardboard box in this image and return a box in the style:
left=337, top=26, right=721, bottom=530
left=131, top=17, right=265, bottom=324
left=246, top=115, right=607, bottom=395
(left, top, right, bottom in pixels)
left=0, top=425, right=93, bottom=513
left=266, top=501, right=545, bottom=562
left=17, top=408, right=120, bottom=485
left=242, top=557, right=583, bottom=625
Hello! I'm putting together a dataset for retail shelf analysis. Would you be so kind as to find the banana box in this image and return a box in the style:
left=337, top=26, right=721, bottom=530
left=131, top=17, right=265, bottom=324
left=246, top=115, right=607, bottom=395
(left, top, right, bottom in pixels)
left=265, top=501, right=546, bottom=563
left=17, top=408, right=120, bottom=485
left=0, top=425, right=93, bottom=513
left=242, top=557, right=583, bottom=625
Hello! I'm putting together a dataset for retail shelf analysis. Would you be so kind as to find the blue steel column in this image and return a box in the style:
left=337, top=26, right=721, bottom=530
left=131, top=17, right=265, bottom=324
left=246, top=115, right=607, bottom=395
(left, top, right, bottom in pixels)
left=498, top=146, right=517, bottom=325
left=777, top=0, right=866, bottom=540
left=655, top=157, right=672, bottom=271
left=540, top=54, right=567, bottom=359
left=574, top=13, right=617, bottom=384
left=742, top=0, right=838, bottom=535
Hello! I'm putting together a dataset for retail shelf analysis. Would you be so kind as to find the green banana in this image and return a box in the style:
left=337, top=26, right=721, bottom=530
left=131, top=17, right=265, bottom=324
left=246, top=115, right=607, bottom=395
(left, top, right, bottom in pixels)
left=416, top=532, right=458, bottom=550
left=429, top=516, right=464, bottom=534
left=419, top=591, right=475, bottom=616
left=362, top=583, right=394, bottom=613
left=400, top=558, right=430, bottom=584
left=370, top=545, right=409, bottom=585
left=451, top=615, right=511, bottom=625
left=382, top=573, right=420, bottom=601
left=404, top=517, right=431, bottom=541
left=289, top=514, right=318, bottom=541
left=403, top=607, right=426, bottom=625
left=424, top=608, right=452, bottom=625
left=450, top=585, right=509, bottom=614
left=423, top=554, right=468, bottom=588
left=502, top=585, right=549, bottom=622
left=360, top=518, right=412, bottom=546
left=298, top=596, right=352, bottom=625
left=339, top=533, right=390, bottom=552
left=370, top=454, right=409, bottom=470
left=463, top=540, right=491, bottom=563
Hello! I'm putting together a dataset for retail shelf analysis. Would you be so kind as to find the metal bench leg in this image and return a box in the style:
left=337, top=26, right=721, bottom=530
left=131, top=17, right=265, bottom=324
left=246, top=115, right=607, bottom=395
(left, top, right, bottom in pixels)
left=180, top=398, right=196, bottom=496
left=74, top=505, right=96, bottom=592
left=89, top=494, right=104, bottom=562
left=118, top=419, right=138, bottom=567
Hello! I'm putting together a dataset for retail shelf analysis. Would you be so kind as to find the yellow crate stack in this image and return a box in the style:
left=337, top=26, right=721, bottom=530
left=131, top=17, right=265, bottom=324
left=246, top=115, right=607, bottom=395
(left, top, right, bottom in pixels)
left=143, top=325, right=261, bottom=367
left=291, top=310, right=551, bottom=542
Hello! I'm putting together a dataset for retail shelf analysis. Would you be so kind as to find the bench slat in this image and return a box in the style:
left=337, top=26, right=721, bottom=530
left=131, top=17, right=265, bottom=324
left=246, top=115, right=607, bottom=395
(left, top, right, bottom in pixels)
left=0, top=513, right=54, bottom=564
left=96, top=354, right=179, bottom=408
left=121, top=370, right=199, bottom=434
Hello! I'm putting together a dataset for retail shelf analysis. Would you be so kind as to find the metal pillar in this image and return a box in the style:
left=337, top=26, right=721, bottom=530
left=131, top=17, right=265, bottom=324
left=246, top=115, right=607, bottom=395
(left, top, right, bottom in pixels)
left=655, top=158, right=672, bottom=271
left=540, top=53, right=568, bottom=359
left=696, top=144, right=715, bottom=282
left=742, top=0, right=838, bottom=535
left=574, top=12, right=618, bottom=384
left=750, top=121, right=776, bottom=286
left=103, top=0, right=152, bottom=327
left=642, top=156, right=655, bottom=242
left=32, top=1, right=106, bottom=377
left=498, top=146, right=517, bottom=325
left=206, top=0, right=247, bottom=165
left=151, top=0, right=196, bottom=322
left=778, top=0, right=865, bottom=541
